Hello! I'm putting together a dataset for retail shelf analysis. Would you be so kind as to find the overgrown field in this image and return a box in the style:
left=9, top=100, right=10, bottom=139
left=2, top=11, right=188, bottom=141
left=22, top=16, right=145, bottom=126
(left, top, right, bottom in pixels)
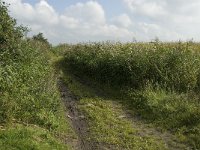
left=0, top=1, right=72, bottom=149
left=1, top=0, right=200, bottom=149
left=61, top=42, right=200, bottom=149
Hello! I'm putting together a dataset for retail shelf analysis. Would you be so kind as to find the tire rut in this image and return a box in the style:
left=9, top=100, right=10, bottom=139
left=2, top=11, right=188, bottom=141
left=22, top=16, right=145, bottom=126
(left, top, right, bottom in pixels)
left=58, top=79, right=97, bottom=150
left=70, top=75, right=191, bottom=150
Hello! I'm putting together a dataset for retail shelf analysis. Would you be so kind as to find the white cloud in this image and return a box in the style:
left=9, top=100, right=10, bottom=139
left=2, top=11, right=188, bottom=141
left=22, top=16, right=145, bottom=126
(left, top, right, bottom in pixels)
left=124, top=0, right=167, bottom=18
left=35, top=0, right=59, bottom=25
left=7, top=0, right=35, bottom=21
left=7, top=0, right=58, bottom=25
left=112, top=14, right=132, bottom=28
left=7, top=0, right=134, bottom=44
left=59, top=15, right=79, bottom=29
left=123, top=0, right=200, bottom=41
left=6, top=0, right=200, bottom=43
left=135, top=23, right=180, bottom=41
left=65, top=1, right=106, bottom=25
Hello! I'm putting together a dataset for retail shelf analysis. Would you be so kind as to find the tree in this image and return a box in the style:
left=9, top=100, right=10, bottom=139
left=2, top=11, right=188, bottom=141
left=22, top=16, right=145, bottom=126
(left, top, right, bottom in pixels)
left=32, top=33, right=50, bottom=46
left=0, top=0, right=27, bottom=61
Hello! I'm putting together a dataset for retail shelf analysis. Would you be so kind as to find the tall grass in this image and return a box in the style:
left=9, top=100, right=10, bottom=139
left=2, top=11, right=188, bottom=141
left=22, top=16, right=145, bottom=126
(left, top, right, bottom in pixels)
left=64, top=42, right=200, bottom=92
left=62, top=41, right=200, bottom=149
left=0, top=1, right=69, bottom=149
left=1, top=40, right=62, bottom=128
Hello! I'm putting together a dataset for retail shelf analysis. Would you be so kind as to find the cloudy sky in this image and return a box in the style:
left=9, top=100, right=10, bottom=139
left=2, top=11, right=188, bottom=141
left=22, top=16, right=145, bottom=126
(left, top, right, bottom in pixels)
left=6, top=0, right=200, bottom=44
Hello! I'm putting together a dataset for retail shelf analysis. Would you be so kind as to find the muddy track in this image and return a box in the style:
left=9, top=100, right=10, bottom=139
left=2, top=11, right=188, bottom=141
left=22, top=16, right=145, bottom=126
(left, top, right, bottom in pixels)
left=124, top=113, right=191, bottom=150
left=68, top=75, right=191, bottom=150
left=58, top=79, right=97, bottom=150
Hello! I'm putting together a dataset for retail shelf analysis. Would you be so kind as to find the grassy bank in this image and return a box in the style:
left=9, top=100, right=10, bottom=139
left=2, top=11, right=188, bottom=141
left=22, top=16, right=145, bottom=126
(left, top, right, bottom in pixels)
left=0, top=2, right=73, bottom=149
left=60, top=42, right=200, bottom=149
left=64, top=42, right=200, bottom=92
left=0, top=40, right=73, bottom=149
left=57, top=59, right=172, bottom=150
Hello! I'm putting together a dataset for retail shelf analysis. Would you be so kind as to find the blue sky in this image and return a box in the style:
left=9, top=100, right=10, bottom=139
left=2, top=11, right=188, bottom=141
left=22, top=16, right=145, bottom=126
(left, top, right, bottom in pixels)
left=23, top=0, right=91, bottom=13
left=6, top=0, right=200, bottom=44
left=23, top=0, right=126, bottom=18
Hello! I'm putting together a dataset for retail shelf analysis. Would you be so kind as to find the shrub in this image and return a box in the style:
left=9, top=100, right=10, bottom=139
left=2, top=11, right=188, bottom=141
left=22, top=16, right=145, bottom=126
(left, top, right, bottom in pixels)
left=32, top=32, right=51, bottom=48
left=0, top=1, right=28, bottom=63
left=0, top=0, right=66, bottom=132
left=64, top=42, right=200, bottom=92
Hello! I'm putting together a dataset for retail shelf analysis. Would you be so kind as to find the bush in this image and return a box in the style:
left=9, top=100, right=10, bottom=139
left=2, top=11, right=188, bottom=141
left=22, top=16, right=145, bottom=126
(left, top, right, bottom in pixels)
left=0, top=1, right=28, bottom=63
left=0, top=0, right=67, bottom=133
left=31, top=33, right=51, bottom=49
left=124, top=85, right=200, bottom=148
left=62, top=42, right=200, bottom=148
left=64, top=42, right=200, bottom=92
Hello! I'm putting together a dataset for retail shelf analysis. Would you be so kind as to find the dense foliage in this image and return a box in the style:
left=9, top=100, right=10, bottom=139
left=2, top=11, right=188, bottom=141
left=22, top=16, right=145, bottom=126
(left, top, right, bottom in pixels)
left=32, top=32, right=51, bottom=47
left=0, top=1, right=68, bottom=149
left=64, top=42, right=200, bottom=92
left=63, top=42, right=200, bottom=149
left=1, top=0, right=200, bottom=148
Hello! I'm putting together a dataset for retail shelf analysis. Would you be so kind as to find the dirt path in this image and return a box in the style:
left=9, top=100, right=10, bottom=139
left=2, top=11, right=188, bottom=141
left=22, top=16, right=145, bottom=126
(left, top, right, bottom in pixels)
left=58, top=79, right=97, bottom=150
left=57, top=69, right=190, bottom=150
left=70, top=75, right=191, bottom=150
left=122, top=112, right=190, bottom=150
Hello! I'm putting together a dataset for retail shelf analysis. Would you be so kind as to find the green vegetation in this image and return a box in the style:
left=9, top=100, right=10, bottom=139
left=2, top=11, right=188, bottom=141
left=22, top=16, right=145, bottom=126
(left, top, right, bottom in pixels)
left=32, top=32, right=51, bottom=47
left=64, top=42, right=200, bottom=92
left=0, top=1, right=73, bottom=149
left=80, top=98, right=167, bottom=150
left=123, top=86, right=200, bottom=148
left=0, top=125, right=68, bottom=150
left=62, top=42, right=200, bottom=149
left=58, top=64, right=170, bottom=149
left=1, top=0, right=200, bottom=149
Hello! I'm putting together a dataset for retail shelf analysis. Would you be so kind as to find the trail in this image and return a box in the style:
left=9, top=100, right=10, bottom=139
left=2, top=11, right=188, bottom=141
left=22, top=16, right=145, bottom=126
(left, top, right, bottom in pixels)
left=57, top=68, right=190, bottom=150
left=70, top=75, right=191, bottom=150
left=121, top=111, right=190, bottom=150
left=58, top=79, right=97, bottom=150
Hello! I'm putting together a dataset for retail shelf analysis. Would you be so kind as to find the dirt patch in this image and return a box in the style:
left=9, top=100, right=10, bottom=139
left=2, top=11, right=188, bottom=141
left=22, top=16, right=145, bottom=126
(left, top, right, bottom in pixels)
left=58, top=79, right=97, bottom=150
left=124, top=113, right=191, bottom=150
left=70, top=74, right=191, bottom=150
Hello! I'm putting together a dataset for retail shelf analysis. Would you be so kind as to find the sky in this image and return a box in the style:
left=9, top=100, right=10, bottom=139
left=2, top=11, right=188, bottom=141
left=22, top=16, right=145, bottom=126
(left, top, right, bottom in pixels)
left=5, top=0, right=200, bottom=44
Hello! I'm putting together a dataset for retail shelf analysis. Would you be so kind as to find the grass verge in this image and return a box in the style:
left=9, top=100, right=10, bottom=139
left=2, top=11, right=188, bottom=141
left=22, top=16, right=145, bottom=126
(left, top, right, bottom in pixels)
left=58, top=60, right=174, bottom=150
left=0, top=124, right=69, bottom=150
